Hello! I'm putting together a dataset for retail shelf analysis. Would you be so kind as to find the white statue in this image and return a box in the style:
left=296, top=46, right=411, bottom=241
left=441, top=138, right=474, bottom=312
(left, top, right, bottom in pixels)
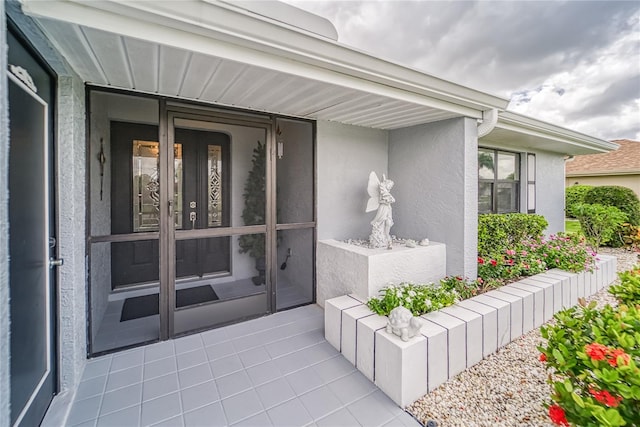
left=386, top=306, right=422, bottom=341
left=366, top=171, right=395, bottom=248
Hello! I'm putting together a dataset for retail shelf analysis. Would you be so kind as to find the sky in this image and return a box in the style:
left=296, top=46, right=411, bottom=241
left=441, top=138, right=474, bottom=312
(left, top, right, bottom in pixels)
left=285, top=0, right=640, bottom=141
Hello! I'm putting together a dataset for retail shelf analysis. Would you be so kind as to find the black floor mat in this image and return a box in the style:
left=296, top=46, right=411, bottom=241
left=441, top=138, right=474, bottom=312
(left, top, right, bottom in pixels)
left=120, top=285, right=219, bottom=322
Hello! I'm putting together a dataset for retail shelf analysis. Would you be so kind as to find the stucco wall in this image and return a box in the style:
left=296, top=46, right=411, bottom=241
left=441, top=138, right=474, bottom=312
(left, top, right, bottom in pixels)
left=566, top=174, right=640, bottom=199
left=0, top=3, right=10, bottom=425
left=57, top=74, right=87, bottom=392
left=389, top=118, right=478, bottom=278
left=316, top=121, right=388, bottom=240
left=535, top=151, right=565, bottom=234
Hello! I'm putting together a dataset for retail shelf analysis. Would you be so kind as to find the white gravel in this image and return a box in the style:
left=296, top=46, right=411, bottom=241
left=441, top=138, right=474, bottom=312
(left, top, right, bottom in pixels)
left=406, top=248, right=639, bottom=427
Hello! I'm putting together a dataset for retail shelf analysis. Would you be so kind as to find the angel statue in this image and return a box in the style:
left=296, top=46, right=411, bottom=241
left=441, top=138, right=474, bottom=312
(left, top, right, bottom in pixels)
left=366, top=171, right=395, bottom=249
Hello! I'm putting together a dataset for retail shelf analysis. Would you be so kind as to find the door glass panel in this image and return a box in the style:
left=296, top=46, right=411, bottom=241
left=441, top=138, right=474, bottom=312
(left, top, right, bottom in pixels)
left=90, top=240, right=160, bottom=354
left=208, top=145, right=223, bottom=227
left=277, top=228, right=314, bottom=310
left=132, top=141, right=183, bottom=232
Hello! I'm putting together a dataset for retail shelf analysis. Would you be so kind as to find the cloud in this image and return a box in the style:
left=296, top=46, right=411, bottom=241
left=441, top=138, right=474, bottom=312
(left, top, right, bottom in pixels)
left=285, top=0, right=640, bottom=140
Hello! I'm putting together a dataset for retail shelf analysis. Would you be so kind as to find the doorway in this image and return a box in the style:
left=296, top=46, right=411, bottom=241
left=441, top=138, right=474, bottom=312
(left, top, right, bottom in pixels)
left=89, top=94, right=315, bottom=354
left=109, top=122, right=231, bottom=288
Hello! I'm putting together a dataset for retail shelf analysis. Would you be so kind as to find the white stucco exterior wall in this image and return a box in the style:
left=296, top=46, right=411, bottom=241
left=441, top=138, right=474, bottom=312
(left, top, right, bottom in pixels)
left=533, top=150, right=565, bottom=234
left=0, top=4, right=10, bottom=425
left=57, top=73, right=87, bottom=392
left=316, top=121, right=388, bottom=240
left=389, top=118, right=478, bottom=278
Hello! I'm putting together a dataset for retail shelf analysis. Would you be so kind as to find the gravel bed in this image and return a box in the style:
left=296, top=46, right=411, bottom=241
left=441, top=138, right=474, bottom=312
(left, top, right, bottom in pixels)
left=406, top=248, right=638, bottom=427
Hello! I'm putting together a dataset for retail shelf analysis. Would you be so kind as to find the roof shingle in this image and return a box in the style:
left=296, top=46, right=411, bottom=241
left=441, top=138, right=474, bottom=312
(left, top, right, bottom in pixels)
left=565, top=139, right=640, bottom=175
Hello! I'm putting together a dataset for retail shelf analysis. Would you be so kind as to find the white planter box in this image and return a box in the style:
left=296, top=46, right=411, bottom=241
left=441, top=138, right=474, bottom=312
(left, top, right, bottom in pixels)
left=316, top=239, right=446, bottom=307
left=323, top=256, right=617, bottom=407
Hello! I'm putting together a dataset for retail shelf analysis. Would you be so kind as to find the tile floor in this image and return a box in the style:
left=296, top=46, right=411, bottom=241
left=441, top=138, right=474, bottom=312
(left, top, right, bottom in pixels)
left=93, top=279, right=311, bottom=353
left=68, top=304, right=421, bottom=427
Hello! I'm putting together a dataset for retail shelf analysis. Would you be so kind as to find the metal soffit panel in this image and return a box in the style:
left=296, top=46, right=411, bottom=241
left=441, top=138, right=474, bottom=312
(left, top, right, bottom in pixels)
left=38, top=19, right=460, bottom=129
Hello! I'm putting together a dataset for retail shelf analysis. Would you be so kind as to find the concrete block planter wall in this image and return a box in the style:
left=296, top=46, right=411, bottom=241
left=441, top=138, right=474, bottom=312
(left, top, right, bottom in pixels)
left=324, top=255, right=617, bottom=407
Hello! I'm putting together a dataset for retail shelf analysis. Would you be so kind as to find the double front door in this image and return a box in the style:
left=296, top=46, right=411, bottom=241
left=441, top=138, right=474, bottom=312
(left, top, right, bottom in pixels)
left=111, top=122, right=231, bottom=287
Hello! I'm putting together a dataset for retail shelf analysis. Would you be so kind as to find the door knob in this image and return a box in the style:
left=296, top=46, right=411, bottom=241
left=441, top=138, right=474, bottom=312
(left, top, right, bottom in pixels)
left=189, top=211, right=196, bottom=229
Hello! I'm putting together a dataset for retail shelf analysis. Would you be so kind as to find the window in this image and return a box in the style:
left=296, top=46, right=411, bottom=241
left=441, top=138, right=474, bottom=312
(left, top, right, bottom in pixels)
left=527, top=154, right=536, bottom=213
left=478, top=148, right=520, bottom=214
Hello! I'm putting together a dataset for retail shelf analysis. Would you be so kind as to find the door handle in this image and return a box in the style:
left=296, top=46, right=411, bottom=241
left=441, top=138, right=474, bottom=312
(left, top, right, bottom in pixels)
left=168, top=200, right=174, bottom=216
left=189, top=211, right=196, bottom=229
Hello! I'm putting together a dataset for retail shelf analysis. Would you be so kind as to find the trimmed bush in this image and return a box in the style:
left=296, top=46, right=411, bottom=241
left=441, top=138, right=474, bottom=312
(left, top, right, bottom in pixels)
left=565, top=185, right=593, bottom=218
left=574, top=203, right=628, bottom=251
left=584, top=186, right=640, bottom=226
left=478, top=213, right=548, bottom=259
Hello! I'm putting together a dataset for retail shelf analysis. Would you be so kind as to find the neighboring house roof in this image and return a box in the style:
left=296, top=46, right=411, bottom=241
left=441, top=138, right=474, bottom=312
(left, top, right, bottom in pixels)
left=22, top=0, right=615, bottom=155
left=566, top=139, right=640, bottom=176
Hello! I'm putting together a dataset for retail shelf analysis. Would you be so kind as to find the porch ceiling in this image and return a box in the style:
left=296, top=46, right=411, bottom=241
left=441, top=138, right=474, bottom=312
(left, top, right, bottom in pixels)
left=21, top=0, right=510, bottom=130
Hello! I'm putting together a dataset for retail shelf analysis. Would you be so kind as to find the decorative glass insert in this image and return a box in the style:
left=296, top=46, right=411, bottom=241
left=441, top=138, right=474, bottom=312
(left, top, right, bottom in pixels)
left=132, top=141, right=183, bottom=232
left=207, top=145, right=223, bottom=227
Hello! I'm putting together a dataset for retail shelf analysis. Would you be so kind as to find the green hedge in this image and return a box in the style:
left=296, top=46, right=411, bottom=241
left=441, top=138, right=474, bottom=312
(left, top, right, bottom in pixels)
left=584, top=186, right=640, bottom=226
left=478, top=213, right=548, bottom=258
left=565, top=185, right=593, bottom=218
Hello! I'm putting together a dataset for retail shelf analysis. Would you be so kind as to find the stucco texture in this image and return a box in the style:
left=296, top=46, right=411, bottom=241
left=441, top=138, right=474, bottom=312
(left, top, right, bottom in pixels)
left=389, top=118, right=478, bottom=278
left=316, top=121, right=388, bottom=240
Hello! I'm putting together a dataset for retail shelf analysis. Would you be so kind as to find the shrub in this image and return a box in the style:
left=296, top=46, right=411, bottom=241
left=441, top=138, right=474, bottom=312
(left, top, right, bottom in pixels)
left=612, top=223, right=640, bottom=249
left=477, top=234, right=595, bottom=284
left=609, top=265, right=640, bottom=306
left=367, top=282, right=459, bottom=316
left=566, top=185, right=593, bottom=218
left=478, top=213, right=548, bottom=259
left=539, top=301, right=640, bottom=426
left=528, top=233, right=596, bottom=273
left=574, top=204, right=628, bottom=251
left=584, top=186, right=640, bottom=226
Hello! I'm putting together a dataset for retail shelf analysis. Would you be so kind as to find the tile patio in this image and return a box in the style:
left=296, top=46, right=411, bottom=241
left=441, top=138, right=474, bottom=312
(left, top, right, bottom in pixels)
left=66, top=305, right=421, bottom=427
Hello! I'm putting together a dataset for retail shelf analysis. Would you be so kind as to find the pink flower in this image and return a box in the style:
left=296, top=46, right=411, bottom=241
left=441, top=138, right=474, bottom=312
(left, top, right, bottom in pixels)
left=506, top=249, right=516, bottom=256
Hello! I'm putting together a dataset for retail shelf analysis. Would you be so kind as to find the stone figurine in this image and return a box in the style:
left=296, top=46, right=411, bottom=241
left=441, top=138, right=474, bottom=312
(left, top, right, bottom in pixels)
left=366, top=171, right=395, bottom=249
left=386, top=306, right=422, bottom=341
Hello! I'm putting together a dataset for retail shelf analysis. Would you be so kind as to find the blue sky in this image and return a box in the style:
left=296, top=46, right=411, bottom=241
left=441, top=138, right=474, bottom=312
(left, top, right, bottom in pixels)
left=286, top=0, right=640, bottom=141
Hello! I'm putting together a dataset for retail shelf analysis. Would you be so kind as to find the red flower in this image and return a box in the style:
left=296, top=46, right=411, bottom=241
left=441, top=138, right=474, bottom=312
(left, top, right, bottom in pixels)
left=585, top=343, right=608, bottom=361
left=548, top=405, right=569, bottom=426
left=490, top=259, right=498, bottom=267
left=478, top=257, right=485, bottom=264
left=539, top=353, right=547, bottom=362
left=589, top=388, right=623, bottom=407
left=506, top=259, right=514, bottom=266
left=607, top=348, right=630, bottom=367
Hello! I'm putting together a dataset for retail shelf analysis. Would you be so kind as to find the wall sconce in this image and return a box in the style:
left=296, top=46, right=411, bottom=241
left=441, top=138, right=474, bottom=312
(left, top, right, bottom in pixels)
left=276, top=125, right=284, bottom=159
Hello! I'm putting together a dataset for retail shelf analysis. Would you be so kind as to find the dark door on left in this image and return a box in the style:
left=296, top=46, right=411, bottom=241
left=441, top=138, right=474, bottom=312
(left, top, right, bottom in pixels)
left=8, top=29, right=57, bottom=426
left=110, top=121, right=231, bottom=288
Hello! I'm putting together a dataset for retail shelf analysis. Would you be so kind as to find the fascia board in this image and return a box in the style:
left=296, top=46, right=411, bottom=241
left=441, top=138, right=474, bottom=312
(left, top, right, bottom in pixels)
left=566, top=170, right=640, bottom=177
left=21, top=0, right=506, bottom=116
left=497, top=112, right=619, bottom=153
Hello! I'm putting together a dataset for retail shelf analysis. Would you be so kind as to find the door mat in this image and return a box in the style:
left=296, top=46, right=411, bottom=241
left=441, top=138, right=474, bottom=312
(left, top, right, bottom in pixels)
left=120, top=285, right=219, bottom=322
